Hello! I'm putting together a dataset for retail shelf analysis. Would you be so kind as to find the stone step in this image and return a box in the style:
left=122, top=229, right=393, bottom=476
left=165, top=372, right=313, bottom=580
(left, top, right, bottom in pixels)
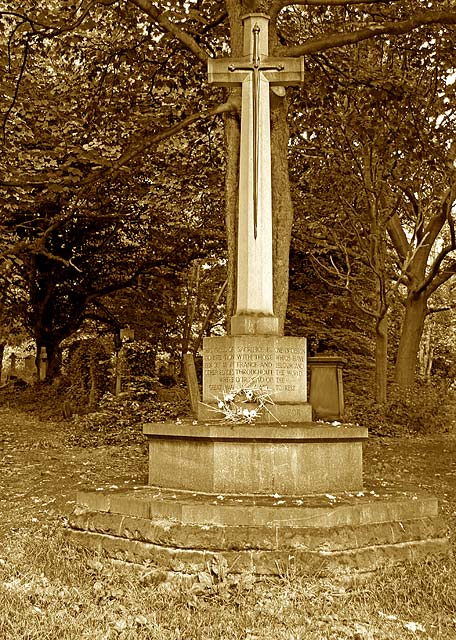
left=72, top=484, right=439, bottom=527
left=67, top=528, right=448, bottom=576
left=66, top=484, right=449, bottom=576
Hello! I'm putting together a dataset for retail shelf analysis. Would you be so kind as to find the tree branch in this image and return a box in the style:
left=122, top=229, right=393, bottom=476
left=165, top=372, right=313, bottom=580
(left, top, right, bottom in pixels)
left=110, top=100, right=236, bottom=170
left=281, top=0, right=399, bottom=6
left=387, top=213, right=410, bottom=263
left=0, top=100, right=237, bottom=192
left=2, top=32, right=30, bottom=143
left=273, top=11, right=456, bottom=57
left=127, top=0, right=210, bottom=64
left=424, top=259, right=456, bottom=298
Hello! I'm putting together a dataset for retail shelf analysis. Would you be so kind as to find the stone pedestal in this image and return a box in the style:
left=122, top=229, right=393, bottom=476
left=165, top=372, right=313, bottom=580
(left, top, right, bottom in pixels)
left=199, top=335, right=312, bottom=423
left=67, top=484, right=449, bottom=577
left=144, top=421, right=367, bottom=495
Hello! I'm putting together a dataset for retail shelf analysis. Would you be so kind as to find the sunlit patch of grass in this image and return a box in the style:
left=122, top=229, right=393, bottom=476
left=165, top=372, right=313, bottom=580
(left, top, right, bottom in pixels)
left=349, top=555, right=456, bottom=638
left=1, top=524, right=456, bottom=639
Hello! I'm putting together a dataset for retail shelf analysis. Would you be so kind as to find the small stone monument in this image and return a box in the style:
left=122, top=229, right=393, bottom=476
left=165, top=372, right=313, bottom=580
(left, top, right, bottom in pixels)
left=309, top=355, right=346, bottom=421
left=182, top=353, right=200, bottom=415
left=39, top=347, right=47, bottom=381
left=8, top=352, right=17, bottom=380
left=68, top=14, right=448, bottom=576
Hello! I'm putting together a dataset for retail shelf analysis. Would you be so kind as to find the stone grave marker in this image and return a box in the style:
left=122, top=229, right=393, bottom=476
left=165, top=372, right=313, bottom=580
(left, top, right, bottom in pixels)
left=183, top=353, right=200, bottom=416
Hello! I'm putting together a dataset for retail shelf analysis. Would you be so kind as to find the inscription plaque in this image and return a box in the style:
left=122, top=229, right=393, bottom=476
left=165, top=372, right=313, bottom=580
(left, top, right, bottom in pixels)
left=202, top=336, right=307, bottom=404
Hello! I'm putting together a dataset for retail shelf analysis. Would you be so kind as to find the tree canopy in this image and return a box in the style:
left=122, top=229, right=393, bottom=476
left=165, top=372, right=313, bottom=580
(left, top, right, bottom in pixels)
left=1, top=0, right=456, bottom=391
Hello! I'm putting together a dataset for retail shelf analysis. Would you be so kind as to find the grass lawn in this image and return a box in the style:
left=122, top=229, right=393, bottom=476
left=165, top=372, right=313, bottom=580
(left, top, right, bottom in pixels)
left=1, top=400, right=455, bottom=639
left=1, top=524, right=455, bottom=639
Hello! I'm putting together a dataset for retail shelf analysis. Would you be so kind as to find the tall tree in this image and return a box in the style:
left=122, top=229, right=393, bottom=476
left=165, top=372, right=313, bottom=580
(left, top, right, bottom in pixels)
left=2, top=0, right=456, bottom=365
left=289, top=21, right=456, bottom=395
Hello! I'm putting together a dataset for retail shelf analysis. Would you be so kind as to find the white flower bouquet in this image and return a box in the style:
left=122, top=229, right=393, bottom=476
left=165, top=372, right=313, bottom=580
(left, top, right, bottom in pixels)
left=210, top=383, right=277, bottom=424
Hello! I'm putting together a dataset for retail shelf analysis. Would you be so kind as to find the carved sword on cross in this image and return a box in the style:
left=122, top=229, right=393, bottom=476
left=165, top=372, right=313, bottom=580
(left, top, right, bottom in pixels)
left=227, top=22, right=285, bottom=239
left=208, top=14, right=304, bottom=332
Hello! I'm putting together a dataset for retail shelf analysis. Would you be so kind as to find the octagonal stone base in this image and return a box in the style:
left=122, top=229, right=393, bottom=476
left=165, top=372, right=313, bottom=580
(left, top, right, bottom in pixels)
left=143, top=421, right=368, bottom=495
left=67, top=485, right=449, bottom=577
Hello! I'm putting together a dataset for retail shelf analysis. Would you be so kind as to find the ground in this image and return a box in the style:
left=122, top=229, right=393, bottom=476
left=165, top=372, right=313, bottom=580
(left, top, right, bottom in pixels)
left=1, top=403, right=456, bottom=639
left=0, top=407, right=148, bottom=537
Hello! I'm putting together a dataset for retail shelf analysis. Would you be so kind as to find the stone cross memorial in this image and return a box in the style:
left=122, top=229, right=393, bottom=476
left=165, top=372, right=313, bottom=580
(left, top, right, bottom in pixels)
left=200, top=14, right=312, bottom=425
left=208, top=13, right=304, bottom=335
left=68, top=13, right=448, bottom=578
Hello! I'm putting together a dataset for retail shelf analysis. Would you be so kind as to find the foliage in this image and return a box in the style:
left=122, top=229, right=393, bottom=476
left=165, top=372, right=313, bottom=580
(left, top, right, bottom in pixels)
left=0, top=380, right=65, bottom=420
left=64, top=338, right=112, bottom=412
left=69, top=386, right=190, bottom=447
left=346, top=380, right=456, bottom=437
left=0, top=0, right=225, bottom=379
left=2, top=0, right=456, bottom=391
left=289, top=23, right=456, bottom=392
left=287, top=244, right=373, bottom=359
left=122, top=342, right=157, bottom=379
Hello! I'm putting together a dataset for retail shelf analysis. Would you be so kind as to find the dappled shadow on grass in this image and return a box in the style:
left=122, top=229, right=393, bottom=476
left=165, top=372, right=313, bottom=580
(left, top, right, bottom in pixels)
left=0, top=406, right=149, bottom=541
left=1, top=523, right=456, bottom=640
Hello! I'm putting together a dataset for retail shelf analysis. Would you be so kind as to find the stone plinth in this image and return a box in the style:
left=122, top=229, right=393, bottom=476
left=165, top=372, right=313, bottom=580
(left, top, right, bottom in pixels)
left=200, top=335, right=312, bottom=422
left=197, top=402, right=312, bottom=423
left=144, top=421, right=367, bottom=495
left=309, top=356, right=346, bottom=421
left=67, top=485, right=449, bottom=577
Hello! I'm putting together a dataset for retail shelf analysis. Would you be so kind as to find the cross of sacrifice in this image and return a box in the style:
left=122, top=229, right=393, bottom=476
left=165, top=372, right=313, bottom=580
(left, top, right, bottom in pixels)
left=208, top=14, right=304, bottom=335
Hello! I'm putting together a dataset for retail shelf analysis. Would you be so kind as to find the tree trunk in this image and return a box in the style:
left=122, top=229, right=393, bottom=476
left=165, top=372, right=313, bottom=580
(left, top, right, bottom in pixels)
left=271, top=90, right=294, bottom=333
left=224, top=0, right=245, bottom=329
left=395, top=293, right=428, bottom=388
left=375, top=314, right=388, bottom=403
left=224, top=107, right=240, bottom=328
left=0, top=343, right=4, bottom=383
left=419, top=319, right=434, bottom=382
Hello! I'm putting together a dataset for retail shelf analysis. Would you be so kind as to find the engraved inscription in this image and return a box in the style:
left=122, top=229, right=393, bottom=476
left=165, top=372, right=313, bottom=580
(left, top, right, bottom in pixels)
left=202, top=337, right=307, bottom=403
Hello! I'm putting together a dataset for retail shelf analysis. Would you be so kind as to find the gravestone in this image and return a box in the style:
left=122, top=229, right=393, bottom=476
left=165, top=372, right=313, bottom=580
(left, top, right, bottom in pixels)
left=309, top=355, right=346, bottom=421
left=39, top=347, right=47, bottom=381
left=8, top=352, right=17, bottom=380
left=68, top=13, right=448, bottom=576
left=24, top=355, right=35, bottom=374
left=182, top=353, right=200, bottom=416
left=115, top=328, right=135, bottom=395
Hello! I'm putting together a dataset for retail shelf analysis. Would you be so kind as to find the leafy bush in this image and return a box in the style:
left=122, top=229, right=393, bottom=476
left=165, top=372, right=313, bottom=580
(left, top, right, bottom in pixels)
left=345, top=379, right=455, bottom=436
left=122, top=341, right=157, bottom=378
left=69, top=384, right=190, bottom=446
left=64, top=338, right=112, bottom=412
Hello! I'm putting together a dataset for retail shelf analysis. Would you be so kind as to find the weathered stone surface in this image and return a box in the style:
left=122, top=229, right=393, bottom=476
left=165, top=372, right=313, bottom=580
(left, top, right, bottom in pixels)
left=201, top=335, right=308, bottom=404
left=207, top=15, right=304, bottom=329
left=67, top=484, right=449, bottom=576
left=197, top=402, right=313, bottom=424
left=309, top=356, right=346, bottom=421
left=69, top=507, right=447, bottom=554
left=66, top=527, right=449, bottom=577
left=144, top=422, right=367, bottom=495
left=75, top=490, right=111, bottom=512
left=72, top=486, right=439, bottom=528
